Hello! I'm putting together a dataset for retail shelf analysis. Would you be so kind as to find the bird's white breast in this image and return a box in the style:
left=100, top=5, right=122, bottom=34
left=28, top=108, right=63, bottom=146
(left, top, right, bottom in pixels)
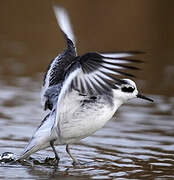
left=57, top=90, right=122, bottom=144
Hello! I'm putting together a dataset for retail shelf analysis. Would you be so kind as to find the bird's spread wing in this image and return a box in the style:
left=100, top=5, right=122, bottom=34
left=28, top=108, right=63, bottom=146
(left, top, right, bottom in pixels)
left=69, top=52, right=142, bottom=95
left=53, top=51, right=141, bottom=130
left=53, top=6, right=76, bottom=45
left=41, top=6, right=77, bottom=110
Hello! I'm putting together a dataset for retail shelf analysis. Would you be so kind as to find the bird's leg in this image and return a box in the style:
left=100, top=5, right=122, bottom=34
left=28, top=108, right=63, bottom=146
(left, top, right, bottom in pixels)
left=66, top=144, right=79, bottom=165
left=50, top=140, right=59, bottom=165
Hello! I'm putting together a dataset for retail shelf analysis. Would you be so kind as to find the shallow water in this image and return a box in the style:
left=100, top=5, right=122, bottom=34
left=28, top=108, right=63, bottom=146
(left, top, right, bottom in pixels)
left=0, top=0, right=174, bottom=179
left=0, top=77, right=174, bottom=179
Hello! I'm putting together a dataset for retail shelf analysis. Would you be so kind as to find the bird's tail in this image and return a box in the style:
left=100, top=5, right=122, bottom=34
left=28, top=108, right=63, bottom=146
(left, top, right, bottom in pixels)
left=53, top=5, right=76, bottom=49
left=19, top=136, right=50, bottom=160
left=19, top=112, right=57, bottom=160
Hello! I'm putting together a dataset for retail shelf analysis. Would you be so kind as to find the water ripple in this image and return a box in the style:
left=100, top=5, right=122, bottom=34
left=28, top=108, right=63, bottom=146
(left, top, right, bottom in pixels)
left=0, top=77, right=174, bottom=179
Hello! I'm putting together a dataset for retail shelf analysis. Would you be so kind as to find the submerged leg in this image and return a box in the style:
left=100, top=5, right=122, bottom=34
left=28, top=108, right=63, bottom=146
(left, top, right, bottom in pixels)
left=66, top=144, right=79, bottom=165
left=50, top=141, right=59, bottom=165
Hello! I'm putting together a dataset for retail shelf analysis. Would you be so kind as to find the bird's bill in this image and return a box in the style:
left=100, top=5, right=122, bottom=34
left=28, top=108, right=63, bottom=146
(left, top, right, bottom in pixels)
left=137, top=94, right=153, bottom=102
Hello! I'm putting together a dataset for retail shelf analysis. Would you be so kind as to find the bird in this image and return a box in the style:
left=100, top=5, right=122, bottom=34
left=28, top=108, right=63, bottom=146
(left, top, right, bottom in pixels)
left=19, top=6, right=153, bottom=165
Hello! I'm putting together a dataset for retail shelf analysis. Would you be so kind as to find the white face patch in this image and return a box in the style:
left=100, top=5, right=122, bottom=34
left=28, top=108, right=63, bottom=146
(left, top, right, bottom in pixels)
left=113, top=78, right=138, bottom=103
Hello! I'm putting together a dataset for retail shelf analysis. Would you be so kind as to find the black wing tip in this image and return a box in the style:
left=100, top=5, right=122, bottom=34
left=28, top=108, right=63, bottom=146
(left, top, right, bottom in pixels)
left=120, top=64, right=142, bottom=70
left=122, top=72, right=135, bottom=78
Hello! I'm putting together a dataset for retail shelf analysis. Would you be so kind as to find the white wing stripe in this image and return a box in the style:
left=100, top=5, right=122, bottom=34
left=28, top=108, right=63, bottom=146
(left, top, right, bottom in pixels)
left=87, top=74, right=102, bottom=88
left=95, top=71, right=113, bottom=81
left=55, top=68, right=80, bottom=127
left=92, top=73, right=107, bottom=85
left=81, top=76, right=88, bottom=92
left=99, top=67, right=120, bottom=75
left=103, top=58, right=130, bottom=64
left=84, top=76, right=96, bottom=91
left=102, top=63, right=124, bottom=70
left=100, top=53, right=132, bottom=58
left=76, top=76, right=81, bottom=89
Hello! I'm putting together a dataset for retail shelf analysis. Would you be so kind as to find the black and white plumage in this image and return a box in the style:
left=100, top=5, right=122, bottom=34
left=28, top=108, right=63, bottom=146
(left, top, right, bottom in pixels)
left=41, top=6, right=77, bottom=110
left=20, top=6, right=153, bottom=164
left=40, top=6, right=141, bottom=111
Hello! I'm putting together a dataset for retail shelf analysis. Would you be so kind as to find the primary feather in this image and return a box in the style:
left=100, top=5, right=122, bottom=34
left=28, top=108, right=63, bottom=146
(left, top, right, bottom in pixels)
left=41, top=6, right=76, bottom=110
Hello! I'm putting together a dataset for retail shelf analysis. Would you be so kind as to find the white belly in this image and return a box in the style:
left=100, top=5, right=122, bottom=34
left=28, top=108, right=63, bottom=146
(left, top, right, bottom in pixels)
left=57, top=92, right=120, bottom=144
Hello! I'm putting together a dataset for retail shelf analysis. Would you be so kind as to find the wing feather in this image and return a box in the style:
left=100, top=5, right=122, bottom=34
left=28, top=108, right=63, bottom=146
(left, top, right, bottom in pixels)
left=41, top=6, right=77, bottom=110
left=53, top=51, right=142, bottom=130
left=67, top=52, right=142, bottom=95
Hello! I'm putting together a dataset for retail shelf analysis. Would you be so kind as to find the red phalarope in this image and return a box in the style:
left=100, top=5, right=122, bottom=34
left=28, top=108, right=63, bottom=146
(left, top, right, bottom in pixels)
left=19, top=6, right=153, bottom=165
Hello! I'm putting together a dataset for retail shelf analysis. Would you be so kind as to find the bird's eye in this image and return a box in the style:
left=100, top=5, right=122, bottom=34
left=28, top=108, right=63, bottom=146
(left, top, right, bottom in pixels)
left=121, top=86, right=135, bottom=93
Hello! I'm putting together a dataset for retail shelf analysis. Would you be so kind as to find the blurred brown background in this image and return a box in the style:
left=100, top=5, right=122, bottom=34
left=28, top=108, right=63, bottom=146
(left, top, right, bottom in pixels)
left=0, top=0, right=173, bottom=96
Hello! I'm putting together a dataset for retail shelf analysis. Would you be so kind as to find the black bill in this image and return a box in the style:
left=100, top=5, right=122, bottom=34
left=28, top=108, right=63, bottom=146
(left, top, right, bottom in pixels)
left=137, top=94, right=153, bottom=102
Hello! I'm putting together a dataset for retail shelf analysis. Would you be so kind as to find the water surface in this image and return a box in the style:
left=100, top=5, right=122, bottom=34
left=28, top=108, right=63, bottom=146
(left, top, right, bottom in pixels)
left=0, top=0, right=174, bottom=179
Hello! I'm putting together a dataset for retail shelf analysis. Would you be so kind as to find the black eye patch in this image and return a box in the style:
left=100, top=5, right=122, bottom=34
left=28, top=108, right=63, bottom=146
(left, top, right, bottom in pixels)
left=121, top=86, right=135, bottom=93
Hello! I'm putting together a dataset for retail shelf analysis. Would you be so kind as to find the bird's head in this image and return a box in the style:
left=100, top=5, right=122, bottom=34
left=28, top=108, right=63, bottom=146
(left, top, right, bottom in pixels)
left=113, top=79, right=153, bottom=103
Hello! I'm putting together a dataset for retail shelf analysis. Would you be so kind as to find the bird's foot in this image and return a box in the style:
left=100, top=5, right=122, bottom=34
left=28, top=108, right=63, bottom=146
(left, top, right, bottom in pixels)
left=45, top=156, right=59, bottom=166
left=52, top=157, right=59, bottom=166
left=72, top=158, right=81, bottom=166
